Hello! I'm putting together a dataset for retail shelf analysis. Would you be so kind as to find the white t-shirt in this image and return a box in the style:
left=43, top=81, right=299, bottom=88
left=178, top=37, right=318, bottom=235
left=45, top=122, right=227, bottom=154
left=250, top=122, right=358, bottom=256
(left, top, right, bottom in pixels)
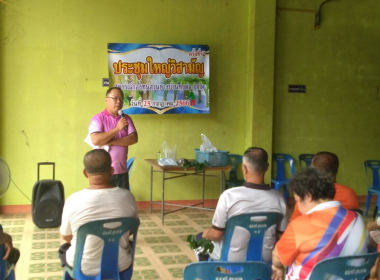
left=210, top=183, right=288, bottom=262
left=60, top=187, right=138, bottom=276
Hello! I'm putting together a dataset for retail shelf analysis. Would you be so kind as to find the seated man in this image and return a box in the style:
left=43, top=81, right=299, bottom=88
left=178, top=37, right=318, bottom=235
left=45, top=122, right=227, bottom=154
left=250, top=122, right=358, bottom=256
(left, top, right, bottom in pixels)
left=290, top=151, right=358, bottom=222
left=58, top=149, right=138, bottom=276
left=0, top=229, right=20, bottom=269
left=196, top=147, right=288, bottom=262
left=272, top=168, right=369, bottom=280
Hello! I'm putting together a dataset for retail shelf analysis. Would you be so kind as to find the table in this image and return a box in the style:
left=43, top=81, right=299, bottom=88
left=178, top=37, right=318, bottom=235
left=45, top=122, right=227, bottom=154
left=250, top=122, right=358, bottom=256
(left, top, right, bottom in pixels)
left=145, top=159, right=233, bottom=225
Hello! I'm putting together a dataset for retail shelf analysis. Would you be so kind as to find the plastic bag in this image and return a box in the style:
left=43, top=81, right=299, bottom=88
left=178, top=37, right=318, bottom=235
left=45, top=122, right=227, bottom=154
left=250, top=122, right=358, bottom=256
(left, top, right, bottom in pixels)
left=200, top=134, right=218, bottom=152
left=158, top=158, right=178, bottom=166
left=162, top=141, right=177, bottom=160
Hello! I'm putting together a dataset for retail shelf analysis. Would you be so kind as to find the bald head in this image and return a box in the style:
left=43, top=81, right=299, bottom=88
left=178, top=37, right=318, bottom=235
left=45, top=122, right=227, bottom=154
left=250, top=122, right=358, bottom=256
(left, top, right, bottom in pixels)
left=243, top=147, right=269, bottom=174
left=311, top=152, right=339, bottom=177
left=83, top=149, right=112, bottom=175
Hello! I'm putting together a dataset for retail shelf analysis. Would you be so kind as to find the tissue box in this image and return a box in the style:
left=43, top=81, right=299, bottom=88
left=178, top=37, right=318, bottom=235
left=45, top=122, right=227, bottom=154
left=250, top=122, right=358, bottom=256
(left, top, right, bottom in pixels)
left=194, top=149, right=229, bottom=166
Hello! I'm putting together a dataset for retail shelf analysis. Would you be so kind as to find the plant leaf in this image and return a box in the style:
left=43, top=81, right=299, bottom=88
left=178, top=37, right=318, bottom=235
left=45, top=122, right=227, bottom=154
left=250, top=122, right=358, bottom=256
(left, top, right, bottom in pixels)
left=186, top=235, right=198, bottom=250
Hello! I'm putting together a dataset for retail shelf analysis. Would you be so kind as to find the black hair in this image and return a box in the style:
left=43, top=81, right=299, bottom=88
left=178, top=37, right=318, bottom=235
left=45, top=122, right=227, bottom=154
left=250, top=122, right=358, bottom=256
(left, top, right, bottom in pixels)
left=243, top=147, right=269, bottom=173
left=289, top=168, right=335, bottom=201
left=312, top=151, right=339, bottom=176
left=106, top=87, right=124, bottom=97
left=83, top=149, right=112, bottom=174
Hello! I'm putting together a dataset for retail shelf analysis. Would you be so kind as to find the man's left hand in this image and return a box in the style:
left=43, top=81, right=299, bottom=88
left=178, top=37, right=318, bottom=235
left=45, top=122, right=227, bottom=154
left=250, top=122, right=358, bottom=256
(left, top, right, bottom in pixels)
left=271, top=264, right=284, bottom=280
left=3, top=240, right=13, bottom=260
left=202, top=229, right=209, bottom=239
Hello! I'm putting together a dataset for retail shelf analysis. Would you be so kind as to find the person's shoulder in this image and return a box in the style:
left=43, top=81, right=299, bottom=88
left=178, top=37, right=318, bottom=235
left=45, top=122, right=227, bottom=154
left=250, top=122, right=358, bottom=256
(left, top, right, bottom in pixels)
left=91, top=110, right=107, bottom=121
left=64, top=190, right=88, bottom=209
left=334, top=183, right=358, bottom=201
left=335, top=183, right=356, bottom=193
left=123, top=114, right=135, bottom=124
left=113, top=187, right=135, bottom=197
left=222, top=186, right=247, bottom=195
left=66, top=189, right=87, bottom=200
left=289, top=213, right=313, bottom=228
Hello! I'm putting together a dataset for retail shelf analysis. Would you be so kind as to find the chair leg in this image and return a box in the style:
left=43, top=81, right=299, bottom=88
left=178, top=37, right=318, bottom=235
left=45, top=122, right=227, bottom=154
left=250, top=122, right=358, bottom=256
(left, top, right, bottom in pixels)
left=365, top=192, right=372, bottom=217
left=376, top=195, right=380, bottom=219
left=63, top=270, right=72, bottom=280
left=273, top=182, right=280, bottom=192
left=283, top=185, right=289, bottom=203
left=8, top=270, right=15, bottom=280
left=274, top=183, right=288, bottom=202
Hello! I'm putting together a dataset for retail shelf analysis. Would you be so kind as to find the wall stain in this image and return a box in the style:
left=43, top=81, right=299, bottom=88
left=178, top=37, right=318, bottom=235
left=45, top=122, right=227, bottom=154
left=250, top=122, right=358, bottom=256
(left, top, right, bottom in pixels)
left=21, top=130, right=30, bottom=147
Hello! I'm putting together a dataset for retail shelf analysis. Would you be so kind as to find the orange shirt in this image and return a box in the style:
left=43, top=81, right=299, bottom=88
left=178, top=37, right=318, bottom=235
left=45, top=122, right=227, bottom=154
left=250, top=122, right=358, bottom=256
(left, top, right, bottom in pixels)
left=277, top=202, right=369, bottom=280
left=290, top=183, right=359, bottom=222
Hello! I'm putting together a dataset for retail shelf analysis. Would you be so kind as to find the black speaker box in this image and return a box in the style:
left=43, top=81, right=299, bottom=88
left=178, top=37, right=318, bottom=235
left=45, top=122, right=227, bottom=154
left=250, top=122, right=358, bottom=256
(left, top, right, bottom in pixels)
left=32, top=162, right=64, bottom=228
left=32, top=180, right=64, bottom=228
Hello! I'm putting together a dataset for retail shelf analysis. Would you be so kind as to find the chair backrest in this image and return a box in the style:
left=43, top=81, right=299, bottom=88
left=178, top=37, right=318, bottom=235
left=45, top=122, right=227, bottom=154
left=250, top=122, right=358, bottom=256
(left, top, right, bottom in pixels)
left=226, top=154, right=243, bottom=181
left=127, top=157, right=136, bottom=178
left=299, top=154, right=314, bottom=168
left=364, top=160, right=380, bottom=190
left=72, top=217, right=140, bottom=280
left=183, top=261, right=272, bottom=280
left=272, top=154, right=295, bottom=180
left=309, top=252, right=378, bottom=280
left=220, top=212, right=283, bottom=261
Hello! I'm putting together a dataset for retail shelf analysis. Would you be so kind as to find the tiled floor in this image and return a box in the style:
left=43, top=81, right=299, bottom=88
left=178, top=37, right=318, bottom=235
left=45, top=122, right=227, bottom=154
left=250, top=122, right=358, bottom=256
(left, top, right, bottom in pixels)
left=1, top=202, right=376, bottom=280
left=1, top=208, right=213, bottom=280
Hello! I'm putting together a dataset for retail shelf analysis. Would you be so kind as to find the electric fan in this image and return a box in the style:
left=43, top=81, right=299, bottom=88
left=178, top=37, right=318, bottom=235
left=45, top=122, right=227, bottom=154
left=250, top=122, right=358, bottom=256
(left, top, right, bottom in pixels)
left=0, top=157, right=11, bottom=198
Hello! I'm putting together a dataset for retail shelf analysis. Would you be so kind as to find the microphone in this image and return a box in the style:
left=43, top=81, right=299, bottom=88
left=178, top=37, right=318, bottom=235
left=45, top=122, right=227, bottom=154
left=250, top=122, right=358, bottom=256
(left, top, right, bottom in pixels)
left=118, top=110, right=128, bottom=130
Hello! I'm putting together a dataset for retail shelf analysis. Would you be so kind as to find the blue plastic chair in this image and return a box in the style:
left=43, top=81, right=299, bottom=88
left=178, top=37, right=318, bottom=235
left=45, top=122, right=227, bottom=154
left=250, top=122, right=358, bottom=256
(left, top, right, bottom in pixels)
left=309, top=252, right=378, bottom=280
left=63, top=217, right=140, bottom=280
left=271, top=154, right=295, bottom=202
left=184, top=261, right=272, bottom=280
left=0, top=226, right=15, bottom=280
left=219, top=212, right=283, bottom=261
left=225, top=154, right=245, bottom=189
left=364, top=160, right=380, bottom=217
left=299, top=154, right=314, bottom=168
left=126, top=157, right=136, bottom=190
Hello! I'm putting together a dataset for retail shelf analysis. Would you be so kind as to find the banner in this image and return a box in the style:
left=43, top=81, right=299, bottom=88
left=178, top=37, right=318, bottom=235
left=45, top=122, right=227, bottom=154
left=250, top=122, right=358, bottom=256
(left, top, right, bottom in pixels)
left=108, top=43, right=210, bottom=114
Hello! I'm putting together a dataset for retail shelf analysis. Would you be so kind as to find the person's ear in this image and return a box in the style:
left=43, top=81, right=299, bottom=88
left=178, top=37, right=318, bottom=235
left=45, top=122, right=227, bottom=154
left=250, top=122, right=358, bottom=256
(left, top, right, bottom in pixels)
left=304, top=193, right=313, bottom=203
left=83, top=169, right=89, bottom=178
left=242, top=163, right=248, bottom=176
left=264, top=163, right=269, bottom=172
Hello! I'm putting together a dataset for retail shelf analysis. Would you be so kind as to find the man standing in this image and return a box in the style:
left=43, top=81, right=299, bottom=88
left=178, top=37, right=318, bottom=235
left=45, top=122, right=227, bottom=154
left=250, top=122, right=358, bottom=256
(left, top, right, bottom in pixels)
left=89, top=87, right=138, bottom=190
left=59, top=149, right=138, bottom=276
left=197, top=147, right=288, bottom=262
left=290, top=151, right=359, bottom=221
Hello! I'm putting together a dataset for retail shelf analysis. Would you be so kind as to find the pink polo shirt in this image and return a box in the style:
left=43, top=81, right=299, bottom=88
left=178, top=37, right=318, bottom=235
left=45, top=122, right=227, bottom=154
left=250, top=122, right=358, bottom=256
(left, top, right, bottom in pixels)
left=89, top=109, right=137, bottom=174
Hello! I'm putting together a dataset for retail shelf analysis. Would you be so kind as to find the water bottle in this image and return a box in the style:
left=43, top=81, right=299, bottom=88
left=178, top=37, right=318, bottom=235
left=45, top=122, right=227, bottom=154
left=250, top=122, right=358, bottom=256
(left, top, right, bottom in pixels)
left=377, top=210, right=380, bottom=226
left=157, top=150, right=161, bottom=161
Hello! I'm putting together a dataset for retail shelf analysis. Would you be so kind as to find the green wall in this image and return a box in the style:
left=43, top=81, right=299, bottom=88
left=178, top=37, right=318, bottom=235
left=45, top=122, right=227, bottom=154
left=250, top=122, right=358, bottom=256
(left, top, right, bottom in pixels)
left=274, top=0, right=380, bottom=194
left=0, top=0, right=264, bottom=205
left=6, top=0, right=376, bottom=205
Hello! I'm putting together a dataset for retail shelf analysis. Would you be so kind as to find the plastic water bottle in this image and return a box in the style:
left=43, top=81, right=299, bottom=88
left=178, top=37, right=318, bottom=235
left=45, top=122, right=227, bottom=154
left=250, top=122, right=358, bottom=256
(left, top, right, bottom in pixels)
left=157, top=150, right=161, bottom=161
left=377, top=210, right=380, bottom=226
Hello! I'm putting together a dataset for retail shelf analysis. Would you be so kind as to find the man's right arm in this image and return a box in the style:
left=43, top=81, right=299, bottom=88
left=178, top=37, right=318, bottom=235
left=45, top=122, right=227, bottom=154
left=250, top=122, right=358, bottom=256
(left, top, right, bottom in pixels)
left=60, top=196, right=73, bottom=245
left=91, top=118, right=127, bottom=146
left=202, top=227, right=224, bottom=242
